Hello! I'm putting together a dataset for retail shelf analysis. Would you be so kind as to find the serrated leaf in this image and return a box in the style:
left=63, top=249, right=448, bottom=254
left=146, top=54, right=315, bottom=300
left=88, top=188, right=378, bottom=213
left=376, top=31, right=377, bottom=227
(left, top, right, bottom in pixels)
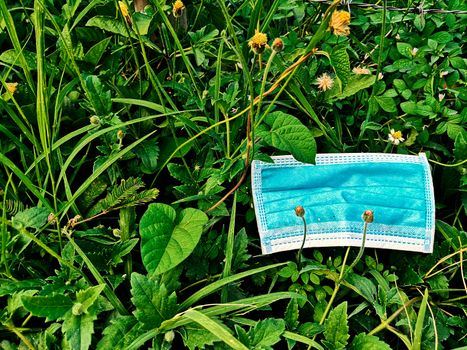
left=21, top=294, right=73, bottom=321
left=86, top=16, right=129, bottom=37
left=134, top=138, right=159, bottom=174
left=140, top=203, right=208, bottom=275
left=323, top=302, right=349, bottom=350
left=285, top=298, right=299, bottom=330
left=167, top=163, right=193, bottom=184
left=249, top=318, right=285, bottom=348
left=84, top=75, right=112, bottom=116
left=182, top=326, right=221, bottom=350
left=331, top=45, right=351, bottom=88
left=130, top=272, right=177, bottom=330
left=12, top=207, right=50, bottom=230
left=97, top=316, right=140, bottom=350
left=454, top=132, right=467, bottom=162
left=62, top=310, right=96, bottom=350
left=232, top=229, right=251, bottom=271
left=260, top=111, right=316, bottom=164
left=349, top=333, right=392, bottom=350
left=184, top=309, right=249, bottom=350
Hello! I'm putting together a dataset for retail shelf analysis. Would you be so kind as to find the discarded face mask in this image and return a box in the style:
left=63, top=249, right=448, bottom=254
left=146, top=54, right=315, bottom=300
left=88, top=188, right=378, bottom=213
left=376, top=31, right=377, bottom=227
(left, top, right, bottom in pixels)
left=251, top=153, right=435, bottom=254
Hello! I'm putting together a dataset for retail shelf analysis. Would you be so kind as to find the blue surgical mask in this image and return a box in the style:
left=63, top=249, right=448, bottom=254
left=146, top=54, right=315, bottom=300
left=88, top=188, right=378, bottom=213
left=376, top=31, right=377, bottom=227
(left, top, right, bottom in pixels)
left=251, top=153, right=435, bottom=254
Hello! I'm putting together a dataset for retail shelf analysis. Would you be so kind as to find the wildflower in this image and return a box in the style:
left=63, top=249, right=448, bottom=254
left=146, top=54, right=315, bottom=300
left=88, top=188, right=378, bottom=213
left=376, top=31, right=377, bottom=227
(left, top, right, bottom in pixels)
left=411, top=47, right=418, bottom=57
left=5, top=82, right=18, bottom=94
left=378, top=72, right=384, bottom=80
left=117, top=130, right=125, bottom=140
left=172, top=0, right=185, bottom=17
left=395, top=34, right=401, bottom=40
left=248, top=29, right=269, bottom=54
left=362, top=210, right=374, bottom=223
left=438, top=93, right=445, bottom=102
left=272, top=38, right=284, bottom=52
left=439, top=71, right=449, bottom=78
left=352, top=66, right=371, bottom=75
left=316, top=73, right=334, bottom=91
left=388, top=129, right=405, bottom=145
left=329, top=10, right=351, bottom=36
left=295, top=206, right=305, bottom=218
left=47, top=213, right=57, bottom=225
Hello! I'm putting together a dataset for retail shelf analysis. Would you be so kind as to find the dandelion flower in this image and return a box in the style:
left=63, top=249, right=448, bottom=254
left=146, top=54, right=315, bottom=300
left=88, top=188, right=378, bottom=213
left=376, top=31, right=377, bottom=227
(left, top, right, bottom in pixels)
left=329, top=10, right=351, bottom=36
left=5, top=82, right=18, bottom=94
left=248, top=29, right=269, bottom=54
left=388, top=129, right=405, bottom=145
left=316, top=73, right=334, bottom=91
left=172, top=0, right=185, bottom=17
left=352, top=66, right=371, bottom=75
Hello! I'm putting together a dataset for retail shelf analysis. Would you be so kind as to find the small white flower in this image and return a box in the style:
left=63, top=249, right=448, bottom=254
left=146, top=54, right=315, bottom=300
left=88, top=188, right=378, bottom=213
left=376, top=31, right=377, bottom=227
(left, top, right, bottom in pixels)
left=439, top=71, right=449, bottom=78
left=411, top=47, right=418, bottom=57
left=438, top=93, right=445, bottom=102
left=395, top=34, right=400, bottom=40
left=388, top=129, right=405, bottom=145
left=378, top=72, right=384, bottom=80
left=352, top=66, right=371, bottom=75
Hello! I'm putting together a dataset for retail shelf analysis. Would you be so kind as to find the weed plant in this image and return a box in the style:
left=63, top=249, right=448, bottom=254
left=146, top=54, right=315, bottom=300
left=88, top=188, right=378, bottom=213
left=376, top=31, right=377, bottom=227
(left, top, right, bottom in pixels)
left=0, top=0, right=466, bottom=349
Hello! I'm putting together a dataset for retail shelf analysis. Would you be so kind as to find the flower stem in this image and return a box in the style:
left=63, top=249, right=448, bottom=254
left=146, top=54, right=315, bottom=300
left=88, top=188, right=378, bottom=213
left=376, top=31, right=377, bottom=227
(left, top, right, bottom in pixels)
left=297, top=216, right=307, bottom=269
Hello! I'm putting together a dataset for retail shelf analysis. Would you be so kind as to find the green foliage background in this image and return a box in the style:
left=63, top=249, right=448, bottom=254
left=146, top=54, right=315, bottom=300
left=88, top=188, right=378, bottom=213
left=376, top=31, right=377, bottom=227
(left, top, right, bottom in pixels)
left=0, top=0, right=466, bottom=348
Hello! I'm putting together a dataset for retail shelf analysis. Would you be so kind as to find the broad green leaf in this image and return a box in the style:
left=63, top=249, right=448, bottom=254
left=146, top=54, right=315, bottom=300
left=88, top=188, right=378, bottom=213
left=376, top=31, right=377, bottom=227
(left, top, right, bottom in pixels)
left=97, top=316, right=141, bottom=350
left=86, top=16, right=129, bottom=37
left=182, top=326, right=221, bottom=350
left=184, top=309, right=249, bottom=350
left=12, top=207, right=50, bottom=230
left=85, top=75, right=112, bottom=116
left=396, top=42, right=413, bottom=58
left=132, top=12, right=153, bottom=35
left=130, top=272, right=177, bottom=330
left=349, top=333, right=392, bottom=350
left=76, top=284, right=106, bottom=314
left=83, top=37, right=111, bottom=65
left=323, top=302, right=349, bottom=350
left=249, top=318, right=285, bottom=348
left=140, top=203, right=208, bottom=275
left=331, top=45, right=351, bottom=88
left=375, top=96, right=397, bottom=113
left=329, top=75, right=376, bottom=101
left=21, top=294, right=73, bottom=321
left=260, top=111, right=316, bottom=164
left=400, top=101, right=434, bottom=117
left=346, top=273, right=377, bottom=304
left=431, top=31, right=453, bottom=43
left=62, top=310, right=96, bottom=350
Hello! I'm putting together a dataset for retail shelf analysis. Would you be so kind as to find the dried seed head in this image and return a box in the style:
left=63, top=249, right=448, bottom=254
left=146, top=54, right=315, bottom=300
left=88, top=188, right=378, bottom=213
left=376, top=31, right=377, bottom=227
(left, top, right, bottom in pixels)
left=295, top=205, right=305, bottom=218
left=362, top=210, right=374, bottom=223
left=272, top=38, right=284, bottom=52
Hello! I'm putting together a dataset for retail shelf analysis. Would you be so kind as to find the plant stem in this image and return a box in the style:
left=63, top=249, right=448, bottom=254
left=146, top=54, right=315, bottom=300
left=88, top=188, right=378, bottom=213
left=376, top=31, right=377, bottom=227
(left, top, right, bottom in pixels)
left=297, top=216, right=307, bottom=269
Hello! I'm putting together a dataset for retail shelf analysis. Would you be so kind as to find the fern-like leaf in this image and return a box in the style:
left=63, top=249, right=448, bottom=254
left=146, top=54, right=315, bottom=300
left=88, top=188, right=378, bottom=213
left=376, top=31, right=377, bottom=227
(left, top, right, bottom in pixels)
left=86, top=177, right=158, bottom=217
left=0, top=199, right=27, bottom=216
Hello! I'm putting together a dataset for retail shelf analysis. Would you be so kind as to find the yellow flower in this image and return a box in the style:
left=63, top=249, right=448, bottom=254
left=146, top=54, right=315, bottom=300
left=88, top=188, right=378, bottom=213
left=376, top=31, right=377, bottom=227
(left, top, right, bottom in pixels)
left=118, top=1, right=129, bottom=18
left=388, top=129, right=405, bottom=145
left=316, top=73, right=334, bottom=91
left=248, top=29, right=269, bottom=54
left=172, top=0, right=185, bottom=17
left=6, top=82, right=18, bottom=94
left=329, top=10, right=351, bottom=36
left=352, top=66, right=371, bottom=75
